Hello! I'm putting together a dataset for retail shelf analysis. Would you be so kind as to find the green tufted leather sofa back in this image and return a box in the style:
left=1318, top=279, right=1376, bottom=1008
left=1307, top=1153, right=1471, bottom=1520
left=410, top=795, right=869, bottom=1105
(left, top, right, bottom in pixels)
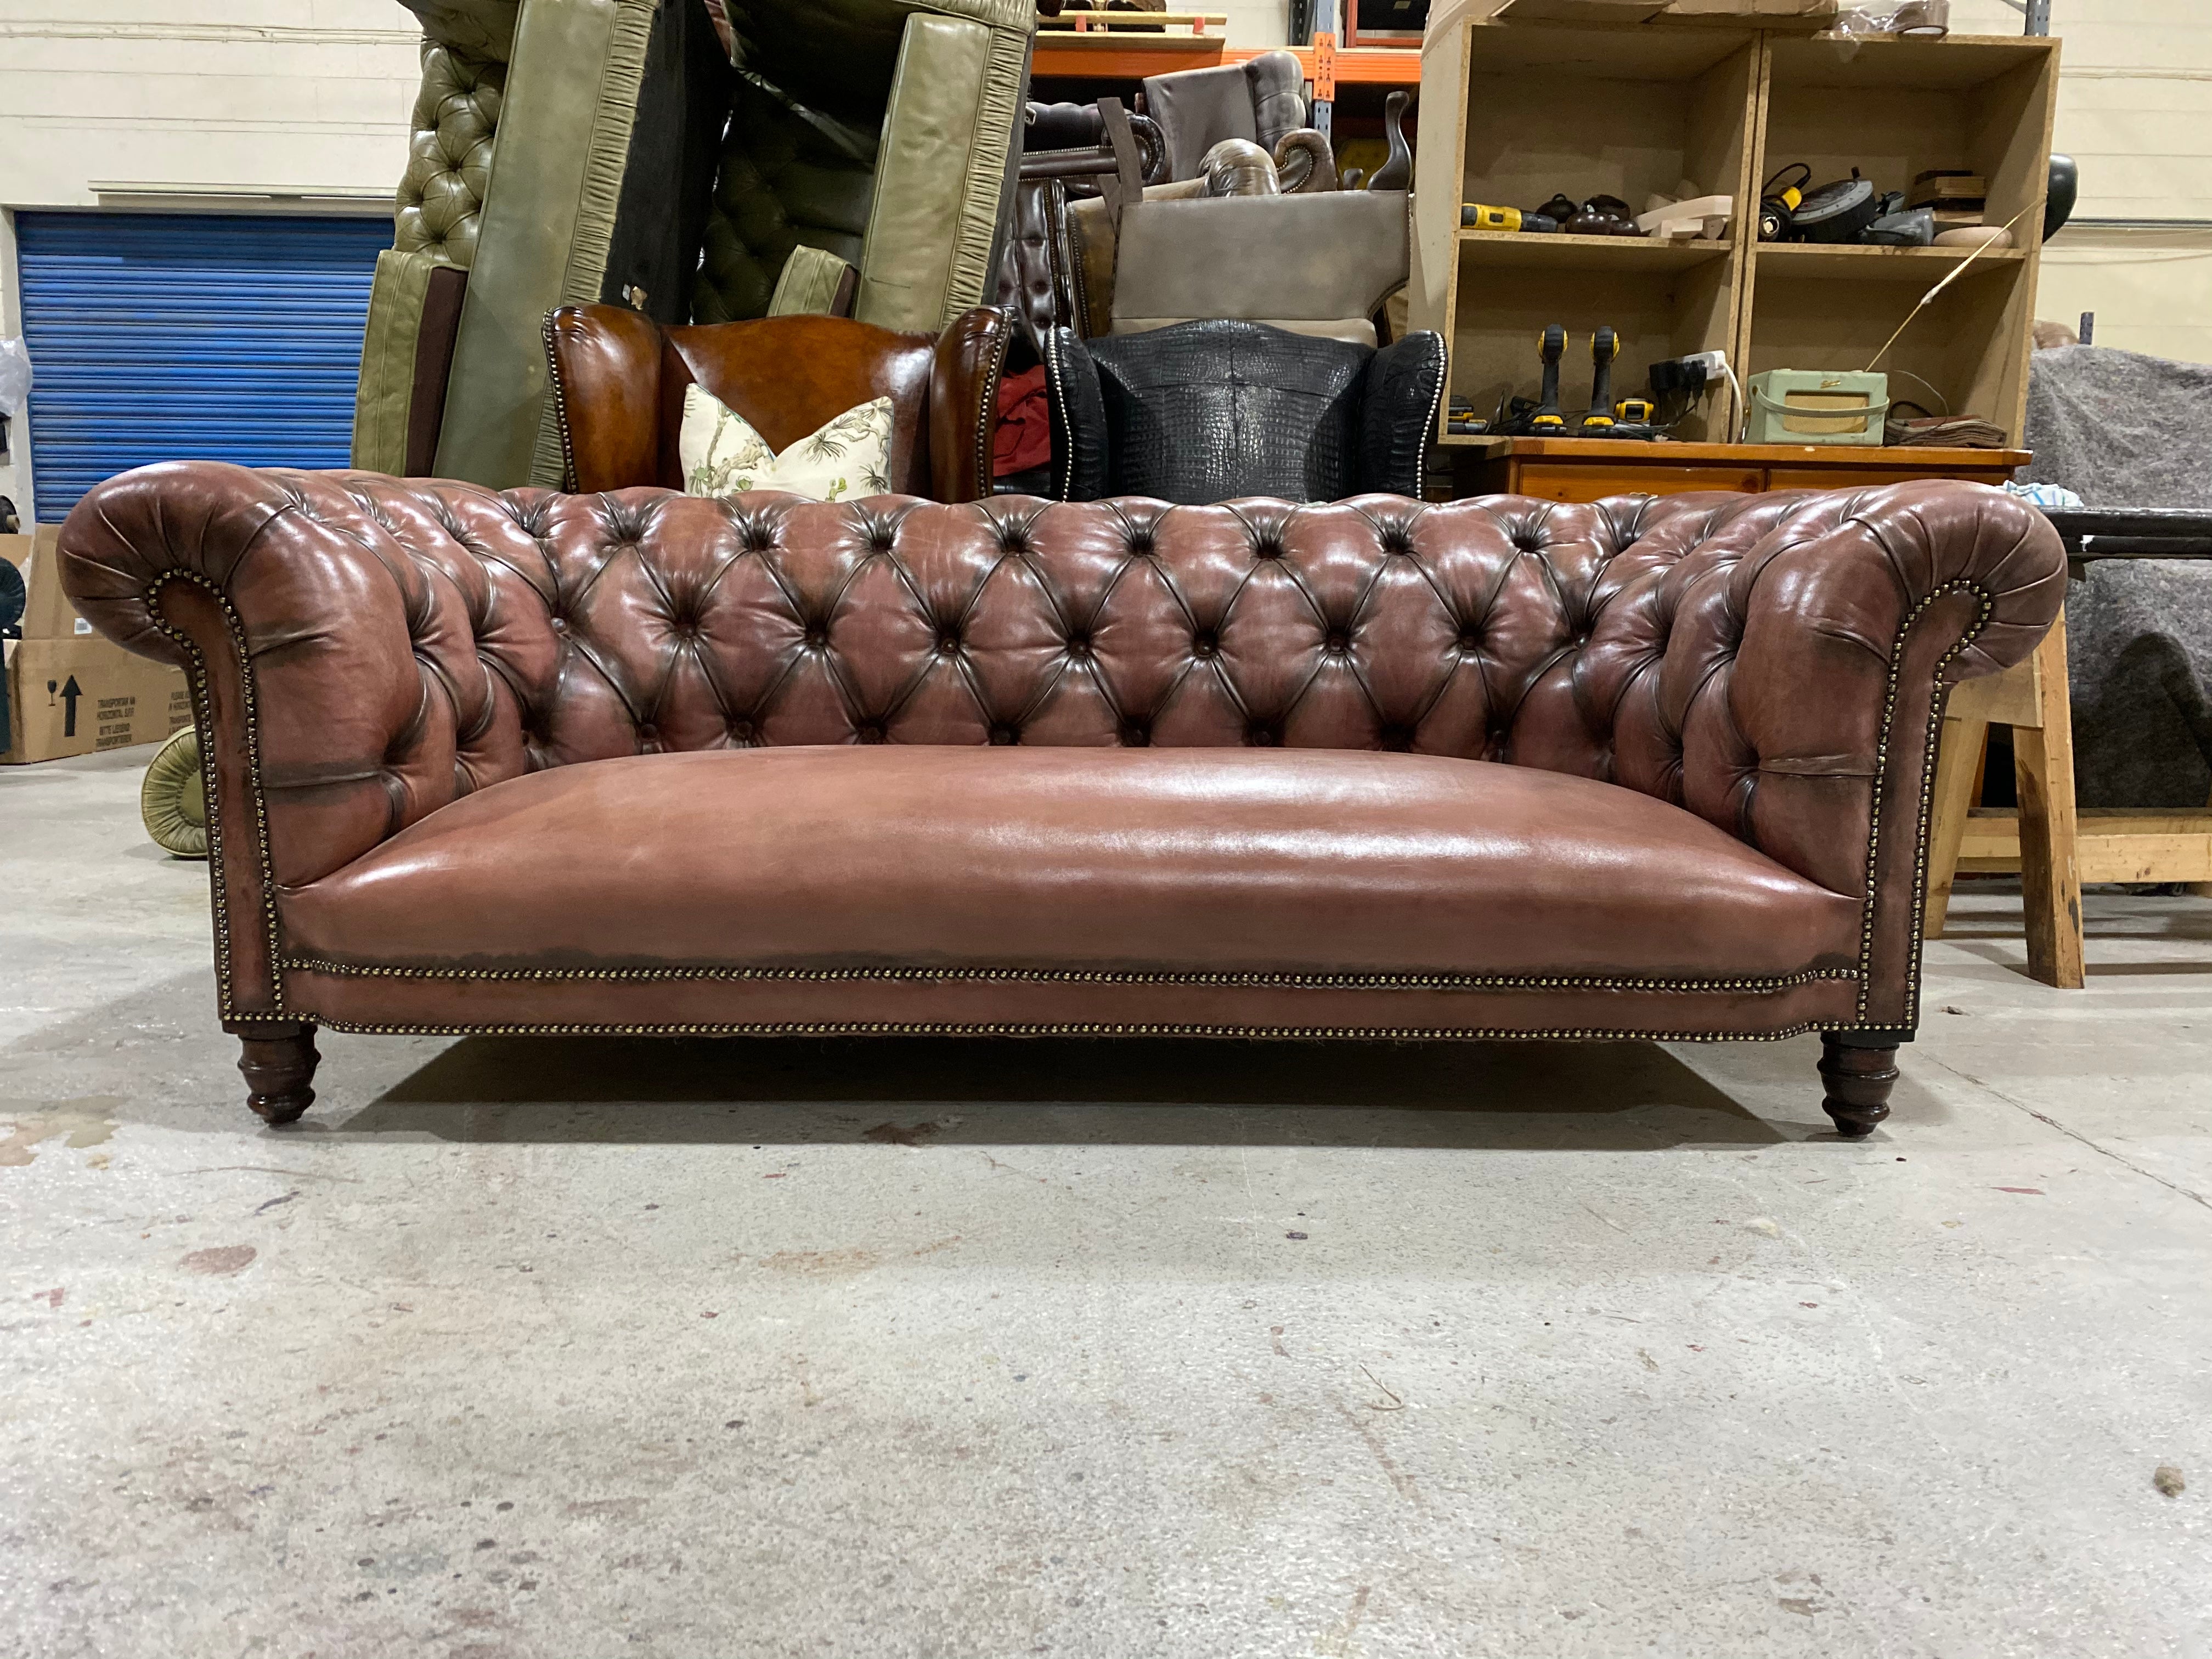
left=396, top=43, right=505, bottom=269
left=690, top=80, right=877, bottom=324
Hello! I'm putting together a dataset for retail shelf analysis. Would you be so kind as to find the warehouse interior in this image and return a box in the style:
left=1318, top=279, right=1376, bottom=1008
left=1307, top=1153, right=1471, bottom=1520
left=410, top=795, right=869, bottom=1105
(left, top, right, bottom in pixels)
left=2, top=3, right=2206, bottom=1653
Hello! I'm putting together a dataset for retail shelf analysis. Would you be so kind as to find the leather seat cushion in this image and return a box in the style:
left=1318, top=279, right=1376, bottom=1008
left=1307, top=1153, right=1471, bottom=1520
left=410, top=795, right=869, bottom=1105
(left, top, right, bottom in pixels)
left=282, top=748, right=1860, bottom=984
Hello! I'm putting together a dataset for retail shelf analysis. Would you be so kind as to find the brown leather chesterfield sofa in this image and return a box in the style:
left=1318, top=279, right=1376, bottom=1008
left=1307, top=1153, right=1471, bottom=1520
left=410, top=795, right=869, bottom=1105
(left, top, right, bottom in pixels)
left=59, top=468, right=2064, bottom=1138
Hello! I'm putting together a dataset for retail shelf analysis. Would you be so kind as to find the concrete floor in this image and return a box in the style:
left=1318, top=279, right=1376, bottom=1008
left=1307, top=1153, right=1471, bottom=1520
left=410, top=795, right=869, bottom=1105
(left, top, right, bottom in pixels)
left=3, top=746, right=2207, bottom=1659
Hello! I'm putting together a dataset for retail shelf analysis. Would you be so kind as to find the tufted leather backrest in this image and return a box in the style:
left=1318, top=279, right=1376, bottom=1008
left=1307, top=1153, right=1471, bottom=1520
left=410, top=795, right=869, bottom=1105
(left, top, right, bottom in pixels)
left=691, top=80, right=877, bottom=324
left=395, top=42, right=504, bottom=268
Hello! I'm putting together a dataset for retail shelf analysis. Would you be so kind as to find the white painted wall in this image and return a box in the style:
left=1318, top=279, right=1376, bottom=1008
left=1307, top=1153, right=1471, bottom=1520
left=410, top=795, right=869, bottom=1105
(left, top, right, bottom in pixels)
left=0, top=3, right=421, bottom=517
left=0, top=4, right=424, bottom=206
left=1922, top=0, right=2212, bottom=362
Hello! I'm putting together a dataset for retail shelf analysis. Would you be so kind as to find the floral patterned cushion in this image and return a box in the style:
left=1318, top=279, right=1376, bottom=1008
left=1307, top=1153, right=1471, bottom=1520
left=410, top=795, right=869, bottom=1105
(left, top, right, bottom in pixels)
left=678, top=387, right=894, bottom=501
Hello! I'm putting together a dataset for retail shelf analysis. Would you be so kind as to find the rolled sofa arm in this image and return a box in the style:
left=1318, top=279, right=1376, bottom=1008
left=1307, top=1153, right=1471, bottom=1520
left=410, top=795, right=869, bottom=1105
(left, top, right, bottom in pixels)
left=58, top=461, right=540, bottom=1023
left=1537, top=480, right=2065, bottom=1028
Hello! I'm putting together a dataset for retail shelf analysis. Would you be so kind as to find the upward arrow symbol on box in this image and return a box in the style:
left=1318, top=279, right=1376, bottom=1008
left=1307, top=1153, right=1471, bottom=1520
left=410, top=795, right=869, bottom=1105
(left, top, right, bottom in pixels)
left=55, top=674, right=81, bottom=737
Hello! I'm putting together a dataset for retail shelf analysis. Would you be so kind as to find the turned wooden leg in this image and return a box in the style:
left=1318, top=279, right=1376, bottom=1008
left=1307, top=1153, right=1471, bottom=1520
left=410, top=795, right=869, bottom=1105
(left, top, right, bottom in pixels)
left=1819, top=1036, right=1899, bottom=1139
left=237, top=1026, right=319, bottom=1126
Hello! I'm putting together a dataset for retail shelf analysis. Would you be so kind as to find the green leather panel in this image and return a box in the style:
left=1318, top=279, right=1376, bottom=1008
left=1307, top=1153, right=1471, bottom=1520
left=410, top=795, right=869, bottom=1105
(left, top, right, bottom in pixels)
left=691, top=80, right=876, bottom=325
left=353, top=249, right=435, bottom=475
left=434, top=0, right=657, bottom=488
left=856, top=14, right=1024, bottom=334
left=400, top=0, right=521, bottom=64
left=767, top=245, right=857, bottom=316
left=395, top=41, right=503, bottom=267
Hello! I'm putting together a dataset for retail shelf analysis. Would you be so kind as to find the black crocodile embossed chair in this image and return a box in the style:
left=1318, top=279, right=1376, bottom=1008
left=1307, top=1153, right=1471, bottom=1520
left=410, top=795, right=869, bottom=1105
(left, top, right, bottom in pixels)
left=1040, top=318, right=1445, bottom=504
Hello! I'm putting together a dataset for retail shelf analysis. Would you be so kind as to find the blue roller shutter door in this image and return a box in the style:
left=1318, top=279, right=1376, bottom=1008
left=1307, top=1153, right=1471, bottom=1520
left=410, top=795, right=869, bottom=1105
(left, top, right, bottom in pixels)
left=15, top=212, right=391, bottom=525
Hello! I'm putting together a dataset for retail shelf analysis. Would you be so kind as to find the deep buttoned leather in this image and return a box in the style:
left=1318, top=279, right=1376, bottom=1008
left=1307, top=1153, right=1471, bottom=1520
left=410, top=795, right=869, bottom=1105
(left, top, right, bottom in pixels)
left=59, top=465, right=2067, bottom=1034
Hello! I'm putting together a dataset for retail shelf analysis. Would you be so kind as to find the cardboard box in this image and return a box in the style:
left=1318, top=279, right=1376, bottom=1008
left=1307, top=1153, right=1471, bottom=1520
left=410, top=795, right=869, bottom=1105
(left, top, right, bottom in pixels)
left=0, top=525, right=95, bottom=640
left=2, top=634, right=191, bottom=764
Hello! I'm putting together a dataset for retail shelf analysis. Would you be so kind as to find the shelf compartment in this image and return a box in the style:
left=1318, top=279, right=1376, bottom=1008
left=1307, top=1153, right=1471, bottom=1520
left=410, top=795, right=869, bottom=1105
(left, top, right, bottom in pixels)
left=1456, top=24, right=1759, bottom=230
left=1759, top=36, right=2058, bottom=255
left=1447, top=256, right=1738, bottom=444
left=1741, top=257, right=2030, bottom=446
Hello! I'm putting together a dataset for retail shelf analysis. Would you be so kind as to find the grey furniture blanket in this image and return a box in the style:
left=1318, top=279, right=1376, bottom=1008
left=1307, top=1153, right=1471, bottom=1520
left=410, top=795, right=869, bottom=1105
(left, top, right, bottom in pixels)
left=2019, top=345, right=2212, bottom=808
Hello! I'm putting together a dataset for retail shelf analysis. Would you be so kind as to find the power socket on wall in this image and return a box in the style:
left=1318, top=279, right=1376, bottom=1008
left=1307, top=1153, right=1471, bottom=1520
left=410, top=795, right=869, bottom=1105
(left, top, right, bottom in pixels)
left=1649, top=352, right=1730, bottom=398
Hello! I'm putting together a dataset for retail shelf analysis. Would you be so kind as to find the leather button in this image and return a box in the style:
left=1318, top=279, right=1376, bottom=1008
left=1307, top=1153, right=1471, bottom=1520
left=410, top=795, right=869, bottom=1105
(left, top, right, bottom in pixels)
left=1247, top=725, right=1278, bottom=746
left=1066, top=636, right=1092, bottom=659
left=855, top=721, right=885, bottom=743
left=1192, top=634, right=1217, bottom=659
left=1458, top=629, right=1481, bottom=651
left=729, top=720, right=754, bottom=741
left=637, top=723, right=658, bottom=743
left=1120, top=722, right=1149, bottom=747
left=989, top=725, right=1018, bottom=745
left=1325, top=630, right=1350, bottom=654
left=938, top=634, right=960, bottom=656
left=804, top=627, right=827, bottom=647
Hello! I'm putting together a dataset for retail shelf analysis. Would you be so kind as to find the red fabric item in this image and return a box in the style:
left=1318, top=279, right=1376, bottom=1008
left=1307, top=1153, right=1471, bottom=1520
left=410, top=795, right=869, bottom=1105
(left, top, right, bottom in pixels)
left=993, top=365, right=1051, bottom=476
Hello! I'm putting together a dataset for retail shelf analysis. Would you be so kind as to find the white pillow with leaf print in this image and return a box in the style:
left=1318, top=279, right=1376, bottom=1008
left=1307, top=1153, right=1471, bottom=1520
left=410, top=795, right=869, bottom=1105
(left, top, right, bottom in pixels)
left=679, top=386, right=895, bottom=502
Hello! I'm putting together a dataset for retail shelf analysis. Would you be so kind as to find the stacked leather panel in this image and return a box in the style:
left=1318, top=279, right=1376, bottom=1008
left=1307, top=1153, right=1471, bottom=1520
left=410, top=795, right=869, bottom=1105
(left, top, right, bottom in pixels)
left=355, top=0, right=1034, bottom=492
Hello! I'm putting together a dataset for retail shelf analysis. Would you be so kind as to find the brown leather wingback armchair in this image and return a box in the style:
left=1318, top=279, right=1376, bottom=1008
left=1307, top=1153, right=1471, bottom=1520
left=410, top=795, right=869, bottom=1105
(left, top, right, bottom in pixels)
left=542, top=304, right=1014, bottom=500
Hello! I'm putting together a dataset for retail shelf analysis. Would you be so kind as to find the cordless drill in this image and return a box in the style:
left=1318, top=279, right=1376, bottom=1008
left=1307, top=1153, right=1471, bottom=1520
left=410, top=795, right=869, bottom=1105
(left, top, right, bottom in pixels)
left=1582, top=328, right=1620, bottom=431
left=1530, top=325, right=1567, bottom=430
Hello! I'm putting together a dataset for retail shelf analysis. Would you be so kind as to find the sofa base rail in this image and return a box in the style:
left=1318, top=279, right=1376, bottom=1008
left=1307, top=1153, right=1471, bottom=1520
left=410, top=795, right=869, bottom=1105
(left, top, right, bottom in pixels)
left=229, top=1022, right=1912, bottom=1139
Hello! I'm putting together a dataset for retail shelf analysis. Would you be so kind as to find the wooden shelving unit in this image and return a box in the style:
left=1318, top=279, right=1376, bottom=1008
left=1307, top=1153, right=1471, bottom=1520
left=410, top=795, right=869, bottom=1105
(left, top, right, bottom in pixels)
left=1411, top=21, right=2061, bottom=453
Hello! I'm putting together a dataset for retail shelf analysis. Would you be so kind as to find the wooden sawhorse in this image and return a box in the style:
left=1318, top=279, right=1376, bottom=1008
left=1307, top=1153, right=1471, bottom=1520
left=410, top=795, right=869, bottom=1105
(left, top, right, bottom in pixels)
left=1923, top=614, right=2212, bottom=987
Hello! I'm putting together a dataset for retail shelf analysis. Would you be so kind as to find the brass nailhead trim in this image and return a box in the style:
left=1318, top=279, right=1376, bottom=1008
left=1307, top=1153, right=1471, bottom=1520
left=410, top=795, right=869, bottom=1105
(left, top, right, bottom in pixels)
left=146, top=568, right=284, bottom=1022
left=311, top=1015, right=1848, bottom=1043
left=541, top=309, right=579, bottom=493
left=280, top=956, right=1855, bottom=995
left=1414, top=335, right=1446, bottom=500
left=973, top=315, right=1011, bottom=500
left=1851, top=577, right=1995, bottom=1025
